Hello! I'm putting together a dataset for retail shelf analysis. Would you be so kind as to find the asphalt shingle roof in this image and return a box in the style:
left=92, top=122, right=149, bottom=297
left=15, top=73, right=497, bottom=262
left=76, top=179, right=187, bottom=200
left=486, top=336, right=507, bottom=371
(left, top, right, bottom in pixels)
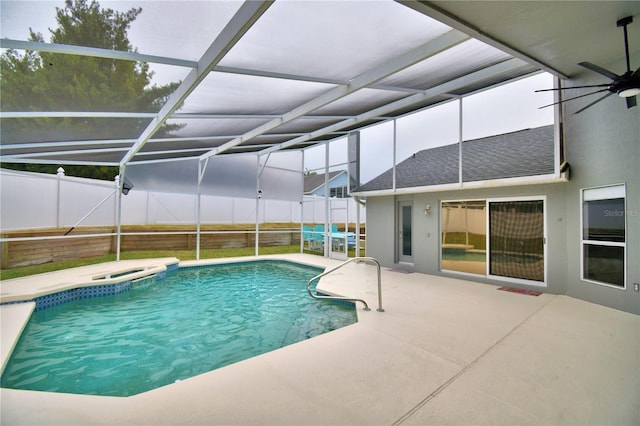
left=357, top=125, right=554, bottom=192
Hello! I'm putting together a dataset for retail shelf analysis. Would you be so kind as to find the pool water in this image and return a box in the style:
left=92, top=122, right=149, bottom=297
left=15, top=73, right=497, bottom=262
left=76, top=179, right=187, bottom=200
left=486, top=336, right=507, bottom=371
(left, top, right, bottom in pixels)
left=1, top=261, right=357, bottom=397
left=442, top=250, right=486, bottom=262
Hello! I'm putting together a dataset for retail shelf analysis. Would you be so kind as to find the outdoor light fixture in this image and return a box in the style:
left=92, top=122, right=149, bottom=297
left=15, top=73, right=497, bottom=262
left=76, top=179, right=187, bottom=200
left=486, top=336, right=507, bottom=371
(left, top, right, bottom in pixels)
left=122, top=177, right=134, bottom=195
left=65, top=178, right=132, bottom=236
left=424, top=205, right=431, bottom=215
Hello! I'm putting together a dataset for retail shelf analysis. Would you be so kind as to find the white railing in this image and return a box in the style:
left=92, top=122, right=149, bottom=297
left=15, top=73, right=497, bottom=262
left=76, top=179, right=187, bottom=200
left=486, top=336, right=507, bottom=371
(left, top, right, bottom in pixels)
left=306, top=257, right=384, bottom=312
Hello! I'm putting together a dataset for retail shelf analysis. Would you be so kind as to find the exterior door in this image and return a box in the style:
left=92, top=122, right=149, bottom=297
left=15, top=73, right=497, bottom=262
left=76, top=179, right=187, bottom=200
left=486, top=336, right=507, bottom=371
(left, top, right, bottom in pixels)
left=397, top=201, right=413, bottom=263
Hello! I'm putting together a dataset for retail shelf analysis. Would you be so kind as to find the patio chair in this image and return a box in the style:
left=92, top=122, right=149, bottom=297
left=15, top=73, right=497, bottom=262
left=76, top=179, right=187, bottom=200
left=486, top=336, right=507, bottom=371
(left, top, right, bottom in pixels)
left=347, top=233, right=356, bottom=247
left=312, top=224, right=325, bottom=250
left=303, top=225, right=314, bottom=250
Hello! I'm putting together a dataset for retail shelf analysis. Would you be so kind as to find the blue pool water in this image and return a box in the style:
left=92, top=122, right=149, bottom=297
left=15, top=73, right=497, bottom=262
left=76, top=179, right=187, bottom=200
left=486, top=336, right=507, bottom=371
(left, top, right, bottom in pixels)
left=1, top=261, right=357, bottom=397
left=442, top=250, right=486, bottom=262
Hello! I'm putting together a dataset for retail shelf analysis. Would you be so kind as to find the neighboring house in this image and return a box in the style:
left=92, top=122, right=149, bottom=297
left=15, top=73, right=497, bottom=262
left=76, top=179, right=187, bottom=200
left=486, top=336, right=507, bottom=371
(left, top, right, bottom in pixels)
left=304, top=170, right=350, bottom=198
left=354, top=106, right=639, bottom=315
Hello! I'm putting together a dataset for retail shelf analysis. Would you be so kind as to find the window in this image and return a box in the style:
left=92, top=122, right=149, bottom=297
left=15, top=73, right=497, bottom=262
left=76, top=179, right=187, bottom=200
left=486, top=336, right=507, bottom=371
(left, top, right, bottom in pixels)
left=581, top=184, right=626, bottom=288
left=330, top=186, right=348, bottom=198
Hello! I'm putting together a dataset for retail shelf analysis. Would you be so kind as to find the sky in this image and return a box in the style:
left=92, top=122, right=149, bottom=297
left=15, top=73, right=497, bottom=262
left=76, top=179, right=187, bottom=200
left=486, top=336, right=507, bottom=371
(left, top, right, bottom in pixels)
left=304, top=73, right=554, bottom=182
left=0, top=0, right=236, bottom=84
left=1, top=0, right=555, bottom=184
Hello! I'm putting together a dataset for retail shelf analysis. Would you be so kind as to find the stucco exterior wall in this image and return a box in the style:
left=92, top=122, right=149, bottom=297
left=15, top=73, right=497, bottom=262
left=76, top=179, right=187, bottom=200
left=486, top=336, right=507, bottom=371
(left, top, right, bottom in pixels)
left=561, top=57, right=640, bottom=314
left=364, top=196, right=396, bottom=267
left=363, top=60, right=639, bottom=314
left=366, top=185, right=569, bottom=293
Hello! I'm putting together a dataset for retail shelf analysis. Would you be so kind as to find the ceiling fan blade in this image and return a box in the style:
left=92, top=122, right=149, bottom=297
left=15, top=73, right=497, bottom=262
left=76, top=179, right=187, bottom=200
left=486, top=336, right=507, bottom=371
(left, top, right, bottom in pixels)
left=538, top=88, right=609, bottom=109
left=579, top=62, right=620, bottom=80
left=535, top=84, right=610, bottom=92
left=575, top=92, right=614, bottom=114
left=626, top=96, right=637, bottom=109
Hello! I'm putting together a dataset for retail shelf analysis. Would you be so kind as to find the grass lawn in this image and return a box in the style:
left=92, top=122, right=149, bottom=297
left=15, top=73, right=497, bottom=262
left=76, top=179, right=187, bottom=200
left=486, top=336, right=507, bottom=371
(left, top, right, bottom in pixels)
left=0, top=245, right=309, bottom=281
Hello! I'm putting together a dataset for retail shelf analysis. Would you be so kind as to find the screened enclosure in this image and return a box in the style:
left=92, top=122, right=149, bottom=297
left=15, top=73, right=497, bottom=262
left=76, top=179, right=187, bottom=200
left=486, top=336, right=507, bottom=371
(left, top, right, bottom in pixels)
left=0, top=0, right=549, bottom=260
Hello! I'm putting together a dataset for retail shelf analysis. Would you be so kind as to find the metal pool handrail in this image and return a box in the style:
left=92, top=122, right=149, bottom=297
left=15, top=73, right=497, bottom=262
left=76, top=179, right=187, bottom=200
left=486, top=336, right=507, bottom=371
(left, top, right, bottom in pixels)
left=306, top=257, right=384, bottom=312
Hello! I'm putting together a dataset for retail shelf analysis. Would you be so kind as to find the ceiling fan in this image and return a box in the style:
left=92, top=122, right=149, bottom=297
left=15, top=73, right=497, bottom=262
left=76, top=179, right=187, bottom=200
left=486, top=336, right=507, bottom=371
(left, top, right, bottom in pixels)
left=538, top=15, right=639, bottom=114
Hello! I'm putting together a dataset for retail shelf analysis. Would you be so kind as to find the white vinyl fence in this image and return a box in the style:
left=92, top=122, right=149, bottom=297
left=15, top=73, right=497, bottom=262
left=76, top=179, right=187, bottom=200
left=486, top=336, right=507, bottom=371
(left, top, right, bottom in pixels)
left=0, top=169, right=365, bottom=231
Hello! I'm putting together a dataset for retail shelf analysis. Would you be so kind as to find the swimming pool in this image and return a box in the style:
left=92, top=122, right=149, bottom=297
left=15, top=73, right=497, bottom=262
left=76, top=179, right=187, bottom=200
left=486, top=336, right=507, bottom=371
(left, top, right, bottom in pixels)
left=0, top=260, right=357, bottom=397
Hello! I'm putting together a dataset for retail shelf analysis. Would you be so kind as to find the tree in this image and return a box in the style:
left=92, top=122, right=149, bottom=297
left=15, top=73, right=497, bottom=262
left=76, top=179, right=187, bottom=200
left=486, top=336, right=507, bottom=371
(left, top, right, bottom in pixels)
left=0, top=0, right=182, bottom=180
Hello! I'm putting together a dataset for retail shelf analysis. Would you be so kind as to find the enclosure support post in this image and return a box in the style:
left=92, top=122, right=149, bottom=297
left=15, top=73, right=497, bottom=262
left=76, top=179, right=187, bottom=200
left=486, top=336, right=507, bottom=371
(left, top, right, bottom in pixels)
left=464, top=202, right=469, bottom=246
left=356, top=196, right=361, bottom=257
left=300, top=150, right=305, bottom=254
left=255, top=155, right=260, bottom=256
left=196, top=160, right=203, bottom=261
left=116, top=167, right=125, bottom=262
left=196, top=191, right=201, bottom=261
left=56, top=167, right=64, bottom=228
left=458, top=97, right=463, bottom=185
left=392, top=119, right=397, bottom=191
left=324, top=142, right=330, bottom=257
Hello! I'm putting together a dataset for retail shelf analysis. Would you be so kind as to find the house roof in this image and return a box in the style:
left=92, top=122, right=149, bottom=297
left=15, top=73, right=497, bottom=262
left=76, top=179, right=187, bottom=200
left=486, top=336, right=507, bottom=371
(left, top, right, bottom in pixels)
left=356, top=125, right=555, bottom=193
left=304, top=170, right=345, bottom=194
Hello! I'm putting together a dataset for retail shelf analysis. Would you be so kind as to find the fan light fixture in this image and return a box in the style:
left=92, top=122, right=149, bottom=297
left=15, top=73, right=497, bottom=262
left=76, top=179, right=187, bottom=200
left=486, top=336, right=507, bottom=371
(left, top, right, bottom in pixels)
left=619, top=87, right=640, bottom=98
left=536, top=15, right=639, bottom=112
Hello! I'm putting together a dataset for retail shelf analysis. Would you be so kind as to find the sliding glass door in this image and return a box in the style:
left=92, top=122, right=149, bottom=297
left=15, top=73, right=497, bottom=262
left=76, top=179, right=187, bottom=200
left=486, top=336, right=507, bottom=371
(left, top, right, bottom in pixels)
left=441, top=197, right=546, bottom=285
left=488, top=198, right=545, bottom=283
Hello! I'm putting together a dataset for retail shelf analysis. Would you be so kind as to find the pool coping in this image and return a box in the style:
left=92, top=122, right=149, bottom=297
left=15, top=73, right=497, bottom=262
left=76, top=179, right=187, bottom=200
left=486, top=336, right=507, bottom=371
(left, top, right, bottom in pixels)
left=0, top=302, right=34, bottom=375
left=0, top=258, right=180, bottom=304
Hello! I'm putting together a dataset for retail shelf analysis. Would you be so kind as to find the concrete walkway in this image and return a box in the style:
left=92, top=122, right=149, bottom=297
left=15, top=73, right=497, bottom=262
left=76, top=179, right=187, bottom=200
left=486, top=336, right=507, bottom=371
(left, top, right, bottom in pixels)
left=1, top=254, right=638, bottom=425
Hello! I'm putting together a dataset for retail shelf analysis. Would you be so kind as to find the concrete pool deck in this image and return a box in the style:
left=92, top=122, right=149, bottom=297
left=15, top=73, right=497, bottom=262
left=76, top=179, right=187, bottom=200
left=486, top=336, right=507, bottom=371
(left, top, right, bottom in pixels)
left=1, top=253, right=638, bottom=425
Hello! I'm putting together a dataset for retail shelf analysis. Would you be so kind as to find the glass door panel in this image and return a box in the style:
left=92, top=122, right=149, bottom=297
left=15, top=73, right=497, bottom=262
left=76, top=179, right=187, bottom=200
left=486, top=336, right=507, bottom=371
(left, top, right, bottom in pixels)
left=441, top=200, right=486, bottom=275
left=398, top=202, right=413, bottom=263
left=488, top=199, right=545, bottom=283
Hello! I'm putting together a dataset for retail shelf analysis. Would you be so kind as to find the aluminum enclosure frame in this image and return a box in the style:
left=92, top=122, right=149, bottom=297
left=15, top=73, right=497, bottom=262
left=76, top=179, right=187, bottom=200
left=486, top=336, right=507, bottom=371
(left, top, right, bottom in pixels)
left=0, top=0, right=552, bottom=261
